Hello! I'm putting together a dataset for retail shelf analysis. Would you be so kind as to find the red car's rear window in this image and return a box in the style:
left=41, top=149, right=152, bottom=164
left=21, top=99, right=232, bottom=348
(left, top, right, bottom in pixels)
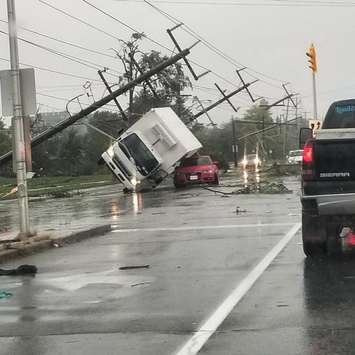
left=180, top=157, right=212, bottom=167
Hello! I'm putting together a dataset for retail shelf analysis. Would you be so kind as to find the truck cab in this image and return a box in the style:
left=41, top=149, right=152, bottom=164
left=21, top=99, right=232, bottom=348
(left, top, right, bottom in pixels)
left=301, top=99, right=355, bottom=256
left=102, top=131, right=163, bottom=190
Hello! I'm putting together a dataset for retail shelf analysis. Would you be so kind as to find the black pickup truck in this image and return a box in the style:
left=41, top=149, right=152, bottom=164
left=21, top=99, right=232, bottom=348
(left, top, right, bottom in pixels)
left=301, top=99, right=355, bottom=256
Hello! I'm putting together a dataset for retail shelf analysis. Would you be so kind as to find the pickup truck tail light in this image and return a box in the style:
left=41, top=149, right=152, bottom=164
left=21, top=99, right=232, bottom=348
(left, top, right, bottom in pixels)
left=302, top=140, right=315, bottom=180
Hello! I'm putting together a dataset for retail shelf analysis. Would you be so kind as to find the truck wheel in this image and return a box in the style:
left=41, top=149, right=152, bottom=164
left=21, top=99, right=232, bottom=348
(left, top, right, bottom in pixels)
left=302, top=212, right=327, bottom=257
left=326, top=222, right=342, bottom=255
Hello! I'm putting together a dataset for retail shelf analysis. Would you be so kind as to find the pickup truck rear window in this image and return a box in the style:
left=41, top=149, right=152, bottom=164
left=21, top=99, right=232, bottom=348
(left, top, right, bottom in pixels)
left=323, top=101, right=355, bottom=128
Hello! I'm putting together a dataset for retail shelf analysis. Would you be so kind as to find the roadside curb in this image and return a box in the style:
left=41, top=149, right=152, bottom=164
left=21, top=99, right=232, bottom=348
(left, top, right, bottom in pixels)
left=0, top=224, right=112, bottom=264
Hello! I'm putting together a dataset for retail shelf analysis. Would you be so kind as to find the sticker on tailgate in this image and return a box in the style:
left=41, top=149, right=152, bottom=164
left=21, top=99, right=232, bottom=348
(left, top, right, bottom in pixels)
left=320, top=172, right=350, bottom=178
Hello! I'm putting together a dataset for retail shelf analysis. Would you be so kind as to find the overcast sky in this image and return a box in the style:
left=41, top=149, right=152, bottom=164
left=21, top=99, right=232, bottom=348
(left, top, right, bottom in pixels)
left=1, top=0, right=354, bottom=126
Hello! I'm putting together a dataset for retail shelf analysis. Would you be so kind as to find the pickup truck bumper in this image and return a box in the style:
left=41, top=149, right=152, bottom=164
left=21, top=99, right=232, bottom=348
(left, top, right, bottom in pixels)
left=301, top=193, right=355, bottom=216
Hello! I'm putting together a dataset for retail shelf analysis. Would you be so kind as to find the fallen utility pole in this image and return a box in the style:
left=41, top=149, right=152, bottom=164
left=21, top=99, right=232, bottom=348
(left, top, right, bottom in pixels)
left=0, top=48, right=190, bottom=167
left=194, top=96, right=216, bottom=126
left=233, top=119, right=296, bottom=126
left=98, top=69, right=128, bottom=122
left=192, top=80, right=257, bottom=121
left=262, top=94, right=295, bottom=110
left=238, top=117, right=299, bottom=141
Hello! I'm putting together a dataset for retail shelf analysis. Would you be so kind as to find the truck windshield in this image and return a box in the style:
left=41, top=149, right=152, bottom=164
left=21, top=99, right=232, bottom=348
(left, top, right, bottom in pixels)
left=120, top=133, right=159, bottom=176
left=323, top=100, right=355, bottom=128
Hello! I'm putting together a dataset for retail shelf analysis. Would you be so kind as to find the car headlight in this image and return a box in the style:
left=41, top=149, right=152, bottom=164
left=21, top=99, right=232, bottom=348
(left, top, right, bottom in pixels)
left=254, top=158, right=260, bottom=165
left=107, top=146, right=114, bottom=158
left=131, top=177, right=140, bottom=186
left=242, top=159, right=247, bottom=166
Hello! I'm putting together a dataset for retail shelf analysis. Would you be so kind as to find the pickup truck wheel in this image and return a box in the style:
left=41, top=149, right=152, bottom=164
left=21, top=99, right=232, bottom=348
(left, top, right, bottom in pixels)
left=326, top=222, right=342, bottom=255
left=302, top=212, right=327, bottom=257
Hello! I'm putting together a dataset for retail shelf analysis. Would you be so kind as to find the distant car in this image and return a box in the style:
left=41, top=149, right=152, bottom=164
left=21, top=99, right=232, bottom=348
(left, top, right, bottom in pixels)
left=287, top=149, right=303, bottom=165
left=174, top=155, right=219, bottom=188
left=241, top=154, right=261, bottom=169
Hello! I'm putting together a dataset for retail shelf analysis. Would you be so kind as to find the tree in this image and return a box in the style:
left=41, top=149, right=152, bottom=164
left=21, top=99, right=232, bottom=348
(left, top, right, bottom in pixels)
left=237, top=99, right=274, bottom=158
left=0, top=119, right=12, bottom=176
left=112, top=35, right=192, bottom=122
left=192, top=125, right=230, bottom=170
left=58, top=129, right=86, bottom=176
left=0, top=119, right=11, bottom=157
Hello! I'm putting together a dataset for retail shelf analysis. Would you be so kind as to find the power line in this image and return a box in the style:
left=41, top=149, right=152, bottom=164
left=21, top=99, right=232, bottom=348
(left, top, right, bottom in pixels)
left=39, top=0, right=243, bottom=89
left=143, top=0, right=286, bottom=88
left=0, top=56, right=105, bottom=82
left=37, top=92, right=126, bottom=112
left=114, top=0, right=355, bottom=7
left=37, top=0, right=125, bottom=41
left=0, top=19, right=118, bottom=61
left=0, top=29, right=123, bottom=77
left=79, top=0, right=175, bottom=51
left=81, top=0, right=256, bottom=88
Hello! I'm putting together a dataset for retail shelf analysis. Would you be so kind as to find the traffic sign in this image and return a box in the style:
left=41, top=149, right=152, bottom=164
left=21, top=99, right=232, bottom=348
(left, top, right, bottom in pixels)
left=309, top=120, right=322, bottom=131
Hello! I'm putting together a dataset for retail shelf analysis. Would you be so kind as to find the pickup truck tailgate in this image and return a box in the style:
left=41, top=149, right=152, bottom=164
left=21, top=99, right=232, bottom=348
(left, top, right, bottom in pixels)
left=315, top=139, right=355, bottom=180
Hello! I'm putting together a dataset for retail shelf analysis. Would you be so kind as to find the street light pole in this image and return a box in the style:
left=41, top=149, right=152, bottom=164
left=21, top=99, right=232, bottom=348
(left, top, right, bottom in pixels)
left=312, top=72, right=318, bottom=120
left=306, top=43, right=318, bottom=120
left=7, top=0, right=30, bottom=238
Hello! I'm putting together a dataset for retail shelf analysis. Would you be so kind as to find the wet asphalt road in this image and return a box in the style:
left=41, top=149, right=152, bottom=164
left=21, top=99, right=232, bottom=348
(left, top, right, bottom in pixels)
left=1, top=173, right=355, bottom=355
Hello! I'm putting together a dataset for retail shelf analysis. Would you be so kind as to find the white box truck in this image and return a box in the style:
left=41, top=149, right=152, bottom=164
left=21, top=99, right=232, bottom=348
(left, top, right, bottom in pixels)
left=101, top=107, right=202, bottom=191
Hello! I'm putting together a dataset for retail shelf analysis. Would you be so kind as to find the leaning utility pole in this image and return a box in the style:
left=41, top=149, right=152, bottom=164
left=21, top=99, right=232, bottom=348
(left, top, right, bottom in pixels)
left=0, top=48, right=191, bottom=166
left=7, top=0, right=30, bottom=238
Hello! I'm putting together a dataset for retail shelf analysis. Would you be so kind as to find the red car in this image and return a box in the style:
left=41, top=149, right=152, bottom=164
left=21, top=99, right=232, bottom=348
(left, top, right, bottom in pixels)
left=174, top=155, right=219, bottom=188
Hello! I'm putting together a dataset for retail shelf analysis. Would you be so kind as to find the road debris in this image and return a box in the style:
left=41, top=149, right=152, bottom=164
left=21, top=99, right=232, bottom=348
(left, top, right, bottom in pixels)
left=119, top=265, right=150, bottom=270
left=262, top=163, right=300, bottom=177
left=0, top=291, right=13, bottom=299
left=235, top=182, right=292, bottom=194
left=202, top=187, right=234, bottom=195
left=0, top=265, right=37, bottom=276
left=49, top=190, right=73, bottom=199
left=0, top=186, right=18, bottom=199
left=236, top=207, right=247, bottom=215
left=131, top=281, right=151, bottom=287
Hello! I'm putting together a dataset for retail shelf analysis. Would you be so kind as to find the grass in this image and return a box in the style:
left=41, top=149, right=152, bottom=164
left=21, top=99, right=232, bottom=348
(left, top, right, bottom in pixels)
left=0, top=174, right=116, bottom=200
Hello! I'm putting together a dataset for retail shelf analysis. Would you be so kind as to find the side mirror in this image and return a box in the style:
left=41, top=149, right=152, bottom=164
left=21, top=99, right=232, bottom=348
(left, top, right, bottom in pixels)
left=213, top=161, right=220, bottom=169
left=299, top=128, right=313, bottom=148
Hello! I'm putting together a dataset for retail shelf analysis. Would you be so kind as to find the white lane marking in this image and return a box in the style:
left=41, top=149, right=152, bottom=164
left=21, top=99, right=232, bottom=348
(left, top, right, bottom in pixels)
left=174, top=222, right=301, bottom=355
left=111, top=223, right=295, bottom=234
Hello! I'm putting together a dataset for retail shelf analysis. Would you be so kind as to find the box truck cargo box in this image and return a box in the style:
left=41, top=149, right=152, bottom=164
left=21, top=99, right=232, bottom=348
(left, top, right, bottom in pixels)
left=101, top=107, right=202, bottom=191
